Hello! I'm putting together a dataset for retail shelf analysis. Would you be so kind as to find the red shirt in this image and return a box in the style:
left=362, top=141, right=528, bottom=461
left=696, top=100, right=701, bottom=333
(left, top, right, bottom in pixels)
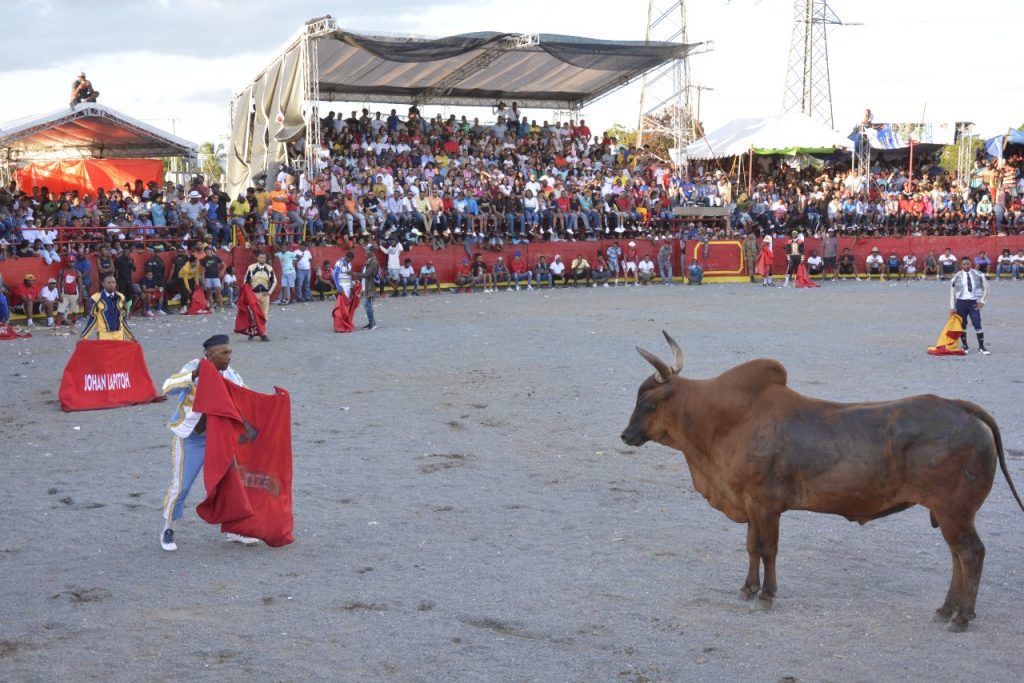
left=510, top=258, right=527, bottom=274
left=10, top=283, right=40, bottom=306
left=60, top=270, right=80, bottom=295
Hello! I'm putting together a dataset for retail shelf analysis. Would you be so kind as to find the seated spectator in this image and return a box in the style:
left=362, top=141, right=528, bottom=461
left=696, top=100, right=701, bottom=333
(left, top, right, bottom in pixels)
left=549, top=254, right=567, bottom=287
left=638, top=255, right=656, bottom=285
left=882, top=251, right=901, bottom=281
left=805, top=250, right=824, bottom=276
left=69, top=71, right=99, bottom=107
left=471, top=254, right=494, bottom=293
left=995, top=246, right=1011, bottom=278
left=39, top=277, right=61, bottom=327
left=419, top=260, right=441, bottom=294
left=139, top=268, right=163, bottom=316
left=40, top=242, right=62, bottom=265
left=865, top=247, right=884, bottom=280
left=592, top=255, right=611, bottom=287
left=398, top=258, right=419, bottom=296
left=534, top=255, right=553, bottom=289
left=973, top=250, right=991, bottom=276
left=687, top=258, right=704, bottom=285
left=1014, top=249, right=1024, bottom=279
left=454, top=259, right=474, bottom=293
left=901, top=253, right=919, bottom=280
left=570, top=254, right=592, bottom=287
left=9, top=274, right=51, bottom=327
left=509, top=251, right=532, bottom=291
left=937, top=248, right=957, bottom=280
left=491, top=256, right=510, bottom=290
left=313, top=260, right=333, bottom=301
left=923, top=249, right=939, bottom=280
left=837, top=248, right=858, bottom=279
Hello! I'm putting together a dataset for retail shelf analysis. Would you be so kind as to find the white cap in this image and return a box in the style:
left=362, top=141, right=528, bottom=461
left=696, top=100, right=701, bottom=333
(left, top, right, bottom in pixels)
left=189, top=191, right=201, bottom=198
left=628, top=241, right=636, bottom=247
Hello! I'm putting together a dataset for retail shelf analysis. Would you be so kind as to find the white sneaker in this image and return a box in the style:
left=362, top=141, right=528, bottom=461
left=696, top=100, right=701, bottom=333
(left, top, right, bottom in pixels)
left=161, top=528, right=177, bottom=551
left=27, top=319, right=35, bottom=327
left=591, top=283, right=596, bottom=288
left=515, top=285, right=520, bottom=291
left=979, top=348, right=991, bottom=355
left=603, top=283, right=610, bottom=288
left=527, top=285, right=533, bottom=290
left=224, top=532, right=259, bottom=545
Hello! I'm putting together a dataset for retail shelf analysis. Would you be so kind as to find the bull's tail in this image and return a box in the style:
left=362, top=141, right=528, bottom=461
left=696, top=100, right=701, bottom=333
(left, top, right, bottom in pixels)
left=958, top=400, right=1024, bottom=515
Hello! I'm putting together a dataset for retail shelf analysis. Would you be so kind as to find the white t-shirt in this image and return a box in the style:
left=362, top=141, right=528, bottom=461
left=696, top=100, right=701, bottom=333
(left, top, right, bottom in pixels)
left=638, top=260, right=655, bottom=274
left=902, top=255, right=918, bottom=272
left=550, top=260, right=565, bottom=275
left=223, top=273, right=237, bottom=288
left=41, top=286, right=60, bottom=303
left=938, top=253, right=957, bottom=268
left=383, top=243, right=404, bottom=270
left=806, top=255, right=823, bottom=270
left=399, top=264, right=415, bottom=278
left=294, top=248, right=312, bottom=270
left=865, top=254, right=884, bottom=269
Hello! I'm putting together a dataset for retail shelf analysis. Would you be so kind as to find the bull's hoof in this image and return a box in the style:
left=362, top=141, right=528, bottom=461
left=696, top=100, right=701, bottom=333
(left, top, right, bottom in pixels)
left=740, top=585, right=760, bottom=600
left=934, top=605, right=955, bottom=620
left=947, top=616, right=969, bottom=633
left=757, top=590, right=775, bottom=604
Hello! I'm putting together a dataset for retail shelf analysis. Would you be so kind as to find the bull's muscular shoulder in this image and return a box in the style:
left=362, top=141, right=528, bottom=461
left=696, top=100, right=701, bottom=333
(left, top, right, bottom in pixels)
left=715, top=358, right=788, bottom=394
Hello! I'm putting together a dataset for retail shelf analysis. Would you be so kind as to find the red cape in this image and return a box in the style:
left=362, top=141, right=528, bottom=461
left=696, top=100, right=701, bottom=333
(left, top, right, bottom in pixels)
left=332, top=282, right=362, bottom=333
left=186, top=288, right=212, bottom=315
left=0, top=323, right=31, bottom=340
left=927, top=312, right=967, bottom=356
left=754, top=245, right=773, bottom=277
left=234, top=284, right=267, bottom=337
left=193, top=359, right=294, bottom=546
left=795, top=262, right=820, bottom=288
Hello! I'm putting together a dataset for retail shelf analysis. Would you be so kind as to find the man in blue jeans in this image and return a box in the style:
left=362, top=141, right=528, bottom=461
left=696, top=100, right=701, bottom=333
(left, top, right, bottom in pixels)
left=293, top=241, right=313, bottom=302
left=351, top=249, right=380, bottom=330
left=160, top=335, right=257, bottom=551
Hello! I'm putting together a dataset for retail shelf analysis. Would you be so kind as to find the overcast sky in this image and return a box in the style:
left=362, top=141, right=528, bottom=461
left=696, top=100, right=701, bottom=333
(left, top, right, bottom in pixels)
left=1, top=0, right=1021, bottom=146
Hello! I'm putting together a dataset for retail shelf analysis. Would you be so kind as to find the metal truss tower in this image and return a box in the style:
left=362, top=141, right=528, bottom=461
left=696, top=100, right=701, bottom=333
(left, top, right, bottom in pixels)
left=637, top=1, right=711, bottom=157
left=956, top=123, right=976, bottom=191
left=781, top=0, right=847, bottom=128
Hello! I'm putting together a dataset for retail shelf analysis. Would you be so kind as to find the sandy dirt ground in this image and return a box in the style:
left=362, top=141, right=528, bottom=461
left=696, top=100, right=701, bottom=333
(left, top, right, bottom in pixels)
left=2, top=278, right=1023, bottom=682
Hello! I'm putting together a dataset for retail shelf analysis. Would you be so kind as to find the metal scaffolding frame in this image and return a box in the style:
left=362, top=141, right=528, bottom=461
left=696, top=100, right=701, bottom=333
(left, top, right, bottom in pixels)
left=781, top=0, right=849, bottom=129
left=637, top=0, right=712, bottom=156
left=956, top=123, right=976, bottom=191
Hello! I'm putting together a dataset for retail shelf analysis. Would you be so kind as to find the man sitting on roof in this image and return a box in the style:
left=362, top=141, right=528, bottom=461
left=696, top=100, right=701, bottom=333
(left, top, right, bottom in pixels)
left=70, top=71, right=99, bottom=107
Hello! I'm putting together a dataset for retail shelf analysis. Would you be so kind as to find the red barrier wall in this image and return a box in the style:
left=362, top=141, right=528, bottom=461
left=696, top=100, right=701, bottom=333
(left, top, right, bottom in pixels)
left=3, top=236, right=1021, bottom=293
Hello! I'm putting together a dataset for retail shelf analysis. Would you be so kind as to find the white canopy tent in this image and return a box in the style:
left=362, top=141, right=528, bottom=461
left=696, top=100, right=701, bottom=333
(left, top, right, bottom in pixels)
left=227, top=15, right=705, bottom=196
left=0, top=103, right=197, bottom=161
left=684, top=112, right=852, bottom=160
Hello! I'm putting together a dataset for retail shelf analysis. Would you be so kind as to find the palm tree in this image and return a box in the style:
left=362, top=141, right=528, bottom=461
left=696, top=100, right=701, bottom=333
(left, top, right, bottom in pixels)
left=198, top=141, right=226, bottom=184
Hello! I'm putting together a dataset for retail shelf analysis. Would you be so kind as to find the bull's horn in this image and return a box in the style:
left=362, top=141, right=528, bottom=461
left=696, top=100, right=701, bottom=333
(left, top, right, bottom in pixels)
left=662, top=331, right=684, bottom=374
left=636, top=346, right=671, bottom=383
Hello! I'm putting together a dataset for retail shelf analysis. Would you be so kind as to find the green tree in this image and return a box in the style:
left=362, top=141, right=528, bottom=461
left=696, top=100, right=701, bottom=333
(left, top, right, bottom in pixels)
left=938, top=137, right=984, bottom=174
left=604, top=123, right=638, bottom=148
left=198, top=141, right=226, bottom=184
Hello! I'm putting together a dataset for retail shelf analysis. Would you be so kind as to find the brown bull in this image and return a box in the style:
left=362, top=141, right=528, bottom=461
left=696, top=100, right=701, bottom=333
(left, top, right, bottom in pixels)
left=621, top=331, right=1024, bottom=631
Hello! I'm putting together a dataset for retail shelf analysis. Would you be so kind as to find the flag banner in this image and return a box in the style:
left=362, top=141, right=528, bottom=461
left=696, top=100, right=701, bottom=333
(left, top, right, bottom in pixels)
left=193, top=359, right=294, bottom=547
left=927, top=312, right=967, bottom=356
left=234, top=285, right=267, bottom=338
left=332, top=282, right=362, bottom=333
left=795, top=262, right=820, bottom=288
left=0, top=323, right=31, bottom=340
left=58, top=340, right=160, bottom=411
left=186, top=288, right=212, bottom=315
left=858, top=122, right=958, bottom=150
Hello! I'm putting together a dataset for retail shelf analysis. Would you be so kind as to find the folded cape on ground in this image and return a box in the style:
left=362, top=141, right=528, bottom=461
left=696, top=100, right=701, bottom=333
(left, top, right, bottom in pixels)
left=186, top=288, right=212, bottom=315
left=795, top=263, right=820, bottom=288
left=234, top=284, right=267, bottom=337
left=0, top=322, right=31, bottom=340
left=193, top=359, right=294, bottom=547
left=58, top=339, right=160, bottom=411
left=927, top=312, right=967, bottom=356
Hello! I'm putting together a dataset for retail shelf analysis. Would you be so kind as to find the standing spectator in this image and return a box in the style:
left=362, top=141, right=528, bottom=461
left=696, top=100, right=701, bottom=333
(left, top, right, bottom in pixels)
left=821, top=230, right=838, bottom=280
left=243, top=252, right=275, bottom=341
left=293, top=241, right=313, bottom=302
left=56, top=260, right=82, bottom=331
left=607, top=241, right=623, bottom=286
left=742, top=232, right=759, bottom=283
left=351, top=249, right=380, bottom=330
left=275, top=245, right=298, bottom=305
left=200, top=246, right=225, bottom=312
left=950, top=257, right=990, bottom=354
left=80, top=274, right=134, bottom=340
left=657, top=241, right=674, bottom=285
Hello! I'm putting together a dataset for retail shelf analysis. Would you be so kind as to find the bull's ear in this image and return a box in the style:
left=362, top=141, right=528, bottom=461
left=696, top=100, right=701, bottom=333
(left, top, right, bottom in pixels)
left=636, top=346, right=670, bottom=383
left=662, top=330, right=684, bottom=375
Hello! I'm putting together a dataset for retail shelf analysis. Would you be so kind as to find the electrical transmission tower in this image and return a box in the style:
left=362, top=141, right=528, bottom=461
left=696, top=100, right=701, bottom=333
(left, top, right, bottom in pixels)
left=637, top=1, right=711, bottom=157
left=781, top=0, right=852, bottom=128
